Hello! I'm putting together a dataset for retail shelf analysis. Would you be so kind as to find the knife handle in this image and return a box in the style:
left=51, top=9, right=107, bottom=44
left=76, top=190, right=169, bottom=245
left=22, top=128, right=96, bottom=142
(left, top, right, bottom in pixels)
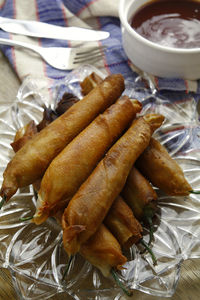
left=0, top=17, right=110, bottom=41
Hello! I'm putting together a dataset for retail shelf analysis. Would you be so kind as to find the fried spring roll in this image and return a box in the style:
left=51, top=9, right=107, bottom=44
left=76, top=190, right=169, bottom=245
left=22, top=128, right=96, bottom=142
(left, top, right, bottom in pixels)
left=104, top=196, right=143, bottom=249
left=13, top=123, right=143, bottom=250
left=48, top=209, right=127, bottom=278
left=136, top=137, right=192, bottom=196
left=81, top=73, right=157, bottom=234
left=62, top=113, right=164, bottom=256
left=11, top=121, right=38, bottom=153
left=0, top=74, right=125, bottom=201
left=80, top=72, right=103, bottom=96
left=9, top=98, right=135, bottom=277
left=80, top=224, right=127, bottom=277
left=33, top=96, right=142, bottom=225
left=81, top=72, right=155, bottom=238
left=10, top=122, right=41, bottom=193
left=122, top=167, right=157, bottom=220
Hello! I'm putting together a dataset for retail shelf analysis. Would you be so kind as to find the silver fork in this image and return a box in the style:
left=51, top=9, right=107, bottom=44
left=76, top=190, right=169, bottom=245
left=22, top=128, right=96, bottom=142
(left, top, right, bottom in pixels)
left=0, top=37, right=106, bottom=70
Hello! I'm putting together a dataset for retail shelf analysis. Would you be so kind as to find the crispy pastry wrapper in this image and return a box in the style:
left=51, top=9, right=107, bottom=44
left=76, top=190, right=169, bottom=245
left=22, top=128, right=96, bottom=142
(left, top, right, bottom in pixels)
left=62, top=113, right=164, bottom=256
left=0, top=74, right=125, bottom=200
left=8, top=90, right=133, bottom=278
left=10, top=121, right=42, bottom=193
left=80, top=224, right=127, bottom=277
left=80, top=72, right=103, bottom=96
left=33, top=96, right=142, bottom=225
left=136, top=137, right=192, bottom=196
left=13, top=122, right=143, bottom=252
left=105, top=196, right=143, bottom=249
left=11, top=121, right=38, bottom=153
left=122, top=167, right=158, bottom=220
left=51, top=210, right=127, bottom=277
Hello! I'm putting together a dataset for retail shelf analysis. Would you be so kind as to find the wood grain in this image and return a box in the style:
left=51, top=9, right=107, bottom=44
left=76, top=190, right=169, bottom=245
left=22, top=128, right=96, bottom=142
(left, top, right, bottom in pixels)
left=0, top=50, right=199, bottom=300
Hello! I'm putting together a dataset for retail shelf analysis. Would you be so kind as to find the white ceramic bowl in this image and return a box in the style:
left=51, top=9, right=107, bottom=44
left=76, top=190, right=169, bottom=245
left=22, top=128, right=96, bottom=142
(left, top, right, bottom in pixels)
left=119, top=0, right=200, bottom=80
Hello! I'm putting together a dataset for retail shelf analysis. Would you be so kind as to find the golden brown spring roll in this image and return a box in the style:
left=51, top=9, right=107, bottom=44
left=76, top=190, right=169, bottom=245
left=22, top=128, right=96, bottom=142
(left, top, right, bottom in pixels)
left=10, top=122, right=41, bottom=193
left=0, top=74, right=124, bottom=201
left=10, top=121, right=38, bottom=153
left=48, top=208, right=127, bottom=278
left=136, top=137, right=192, bottom=196
left=10, top=101, right=136, bottom=275
left=81, top=73, right=157, bottom=231
left=62, top=113, right=164, bottom=256
left=104, top=196, right=143, bottom=249
left=13, top=123, right=144, bottom=250
left=122, top=167, right=157, bottom=220
left=80, top=72, right=103, bottom=96
left=80, top=224, right=127, bottom=277
left=33, top=96, right=142, bottom=225
left=12, top=122, right=142, bottom=252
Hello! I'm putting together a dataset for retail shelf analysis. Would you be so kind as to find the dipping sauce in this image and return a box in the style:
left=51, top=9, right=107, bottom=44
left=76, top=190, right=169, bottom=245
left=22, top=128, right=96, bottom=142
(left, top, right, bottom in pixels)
left=131, top=0, right=200, bottom=49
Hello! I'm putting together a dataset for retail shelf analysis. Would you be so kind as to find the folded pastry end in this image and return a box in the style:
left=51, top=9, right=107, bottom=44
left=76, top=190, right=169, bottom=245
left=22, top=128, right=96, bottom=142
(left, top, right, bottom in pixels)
left=62, top=220, right=86, bottom=256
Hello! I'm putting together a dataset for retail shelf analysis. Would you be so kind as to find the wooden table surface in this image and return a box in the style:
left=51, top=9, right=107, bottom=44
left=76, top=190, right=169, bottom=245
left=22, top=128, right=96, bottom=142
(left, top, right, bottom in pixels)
left=0, top=51, right=200, bottom=300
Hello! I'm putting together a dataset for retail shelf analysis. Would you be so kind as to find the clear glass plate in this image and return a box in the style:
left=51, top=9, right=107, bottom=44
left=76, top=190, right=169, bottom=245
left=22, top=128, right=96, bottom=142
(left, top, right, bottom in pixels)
left=0, top=65, right=200, bottom=300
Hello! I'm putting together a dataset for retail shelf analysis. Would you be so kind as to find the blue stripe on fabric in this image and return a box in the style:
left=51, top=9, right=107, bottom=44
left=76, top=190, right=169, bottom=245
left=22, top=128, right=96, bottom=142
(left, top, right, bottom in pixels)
left=0, top=0, right=15, bottom=66
left=97, top=16, right=138, bottom=82
left=0, top=0, right=14, bottom=17
left=157, top=77, right=188, bottom=92
left=62, top=0, right=94, bottom=15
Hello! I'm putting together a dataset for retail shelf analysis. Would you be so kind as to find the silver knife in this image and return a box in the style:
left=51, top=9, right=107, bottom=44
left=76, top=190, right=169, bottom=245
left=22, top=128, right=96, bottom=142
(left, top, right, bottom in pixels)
left=0, top=17, right=110, bottom=41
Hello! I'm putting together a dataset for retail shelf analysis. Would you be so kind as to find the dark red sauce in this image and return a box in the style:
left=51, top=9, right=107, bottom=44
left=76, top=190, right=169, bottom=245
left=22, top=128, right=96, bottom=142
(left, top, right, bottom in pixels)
left=131, top=0, right=200, bottom=48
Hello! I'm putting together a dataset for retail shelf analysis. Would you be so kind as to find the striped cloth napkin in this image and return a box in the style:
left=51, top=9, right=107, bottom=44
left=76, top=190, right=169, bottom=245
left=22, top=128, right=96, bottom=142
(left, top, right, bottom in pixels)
left=0, top=0, right=200, bottom=94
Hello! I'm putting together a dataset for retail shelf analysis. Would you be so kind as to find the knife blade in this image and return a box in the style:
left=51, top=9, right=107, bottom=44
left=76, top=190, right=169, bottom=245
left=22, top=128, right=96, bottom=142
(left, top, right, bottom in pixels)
left=0, top=17, right=110, bottom=41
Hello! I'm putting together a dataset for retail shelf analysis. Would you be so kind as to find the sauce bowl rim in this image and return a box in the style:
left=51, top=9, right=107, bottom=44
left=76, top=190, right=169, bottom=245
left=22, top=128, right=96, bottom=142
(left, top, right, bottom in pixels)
left=119, top=0, right=200, bottom=54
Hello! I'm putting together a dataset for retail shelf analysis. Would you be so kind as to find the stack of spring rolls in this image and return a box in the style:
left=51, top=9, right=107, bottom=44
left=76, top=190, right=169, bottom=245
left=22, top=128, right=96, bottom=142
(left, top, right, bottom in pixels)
left=0, top=73, right=192, bottom=284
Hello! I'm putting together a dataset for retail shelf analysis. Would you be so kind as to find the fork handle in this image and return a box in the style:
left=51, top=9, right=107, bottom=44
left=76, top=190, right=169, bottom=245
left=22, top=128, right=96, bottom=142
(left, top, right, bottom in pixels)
left=0, top=37, right=41, bottom=54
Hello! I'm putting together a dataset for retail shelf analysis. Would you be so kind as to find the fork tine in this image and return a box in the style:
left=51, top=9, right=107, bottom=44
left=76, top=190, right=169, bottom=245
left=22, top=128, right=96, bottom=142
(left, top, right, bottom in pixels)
left=85, top=54, right=105, bottom=65
left=73, top=57, right=101, bottom=67
left=76, top=48, right=103, bottom=58
left=74, top=52, right=105, bottom=64
left=73, top=55, right=104, bottom=67
left=76, top=45, right=106, bottom=56
left=74, top=46, right=106, bottom=63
